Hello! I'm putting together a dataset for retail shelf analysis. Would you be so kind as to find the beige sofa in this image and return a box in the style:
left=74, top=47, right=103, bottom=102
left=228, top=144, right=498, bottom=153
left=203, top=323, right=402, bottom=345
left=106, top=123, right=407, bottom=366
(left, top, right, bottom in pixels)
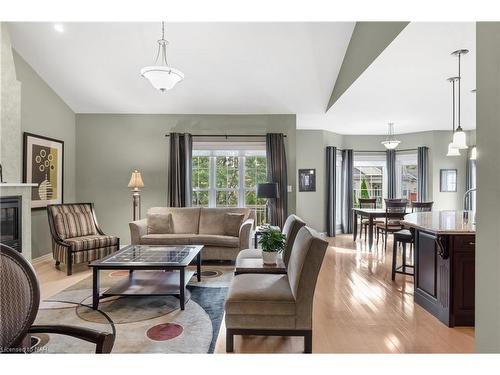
left=129, top=207, right=255, bottom=261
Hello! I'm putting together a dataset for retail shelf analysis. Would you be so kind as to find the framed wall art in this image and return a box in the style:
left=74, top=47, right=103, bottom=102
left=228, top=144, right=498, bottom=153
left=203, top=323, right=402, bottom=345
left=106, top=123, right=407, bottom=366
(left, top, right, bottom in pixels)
left=298, top=169, right=316, bottom=192
left=23, top=132, right=64, bottom=209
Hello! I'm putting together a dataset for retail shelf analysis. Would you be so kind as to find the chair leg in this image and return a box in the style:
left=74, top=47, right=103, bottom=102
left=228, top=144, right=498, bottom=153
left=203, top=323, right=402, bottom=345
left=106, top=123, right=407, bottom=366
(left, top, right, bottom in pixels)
left=359, top=221, right=363, bottom=240
left=392, top=239, right=398, bottom=280
left=226, top=330, right=234, bottom=353
left=384, top=232, right=388, bottom=251
left=304, top=331, right=312, bottom=354
left=67, top=250, right=73, bottom=276
left=55, top=261, right=60, bottom=267
left=364, top=225, right=368, bottom=241
left=402, top=242, right=407, bottom=273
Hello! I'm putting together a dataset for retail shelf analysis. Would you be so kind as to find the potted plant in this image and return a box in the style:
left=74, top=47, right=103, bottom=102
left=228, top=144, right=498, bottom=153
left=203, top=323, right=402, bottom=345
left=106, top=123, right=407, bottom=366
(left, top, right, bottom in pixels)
left=258, top=225, right=287, bottom=265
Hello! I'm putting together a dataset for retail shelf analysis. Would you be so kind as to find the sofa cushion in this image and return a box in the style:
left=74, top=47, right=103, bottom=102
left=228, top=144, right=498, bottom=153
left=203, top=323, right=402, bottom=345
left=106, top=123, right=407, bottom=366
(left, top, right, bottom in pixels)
left=198, top=208, right=250, bottom=235
left=236, top=248, right=262, bottom=261
left=191, top=234, right=239, bottom=248
left=225, top=274, right=295, bottom=316
left=65, top=235, right=118, bottom=251
left=224, top=213, right=245, bottom=237
left=147, top=207, right=201, bottom=234
left=147, top=212, right=172, bottom=234
left=140, top=234, right=192, bottom=246
left=55, top=212, right=97, bottom=240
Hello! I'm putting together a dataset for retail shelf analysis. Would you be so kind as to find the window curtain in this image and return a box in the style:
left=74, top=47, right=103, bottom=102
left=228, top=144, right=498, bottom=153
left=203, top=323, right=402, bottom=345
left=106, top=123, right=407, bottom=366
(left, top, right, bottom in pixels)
left=266, top=133, right=288, bottom=228
left=465, top=148, right=476, bottom=210
left=168, top=133, right=193, bottom=207
left=417, top=146, right=429, bottom=202
left=341, top=149, right=353, bottom=234
left=326, top=146, right=337, bottom=237
left=386, top=149, right=396, bottom=199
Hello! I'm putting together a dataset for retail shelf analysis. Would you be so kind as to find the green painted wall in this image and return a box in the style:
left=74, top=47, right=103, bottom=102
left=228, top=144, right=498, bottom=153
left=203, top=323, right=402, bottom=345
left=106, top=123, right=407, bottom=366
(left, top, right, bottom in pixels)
left=11, top=50, right=76, bottom=259
left=475, top=22, right=500, bottom=353
left=75, top=114, right=296, bottom=244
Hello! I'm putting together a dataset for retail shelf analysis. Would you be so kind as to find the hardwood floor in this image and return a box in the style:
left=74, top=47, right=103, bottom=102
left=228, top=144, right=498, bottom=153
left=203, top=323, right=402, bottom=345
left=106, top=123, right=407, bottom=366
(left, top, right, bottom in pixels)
left=34, top=234, right=474, bottom=354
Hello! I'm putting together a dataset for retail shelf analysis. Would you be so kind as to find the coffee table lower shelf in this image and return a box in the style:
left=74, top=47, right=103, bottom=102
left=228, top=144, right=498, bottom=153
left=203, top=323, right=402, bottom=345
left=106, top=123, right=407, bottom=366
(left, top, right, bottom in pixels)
left=95, top=270, right=195, bottom=311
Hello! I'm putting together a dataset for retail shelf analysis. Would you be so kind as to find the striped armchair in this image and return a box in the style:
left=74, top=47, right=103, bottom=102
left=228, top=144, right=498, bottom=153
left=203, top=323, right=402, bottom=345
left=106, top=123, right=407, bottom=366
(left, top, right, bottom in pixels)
left=47, top=203, right=119, bottom=275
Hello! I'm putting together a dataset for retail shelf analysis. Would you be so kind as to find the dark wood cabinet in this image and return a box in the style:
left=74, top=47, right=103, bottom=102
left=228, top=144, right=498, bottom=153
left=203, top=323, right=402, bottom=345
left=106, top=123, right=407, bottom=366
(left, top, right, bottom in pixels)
left=414, top=231, right=475, bottom=327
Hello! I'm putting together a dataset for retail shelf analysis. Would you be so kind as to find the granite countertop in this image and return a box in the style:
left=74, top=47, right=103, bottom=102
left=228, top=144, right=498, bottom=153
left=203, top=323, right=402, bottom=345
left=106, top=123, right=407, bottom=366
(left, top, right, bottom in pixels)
left=401, top=210, right=476, bottom=235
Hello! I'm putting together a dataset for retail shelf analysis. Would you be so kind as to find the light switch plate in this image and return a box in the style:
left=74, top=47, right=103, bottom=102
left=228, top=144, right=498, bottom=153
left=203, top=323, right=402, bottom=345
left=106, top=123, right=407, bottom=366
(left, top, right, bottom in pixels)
left=287, top=185, right=293, bottom=193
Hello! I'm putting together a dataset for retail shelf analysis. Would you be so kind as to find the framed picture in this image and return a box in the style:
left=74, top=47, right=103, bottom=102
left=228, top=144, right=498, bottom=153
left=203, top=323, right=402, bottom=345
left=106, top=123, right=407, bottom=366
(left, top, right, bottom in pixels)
left=298, top=169, right=316, bottom=192
left=440, top=169, right=457, bottom=192
left=23, top=132, right=64, bottom=209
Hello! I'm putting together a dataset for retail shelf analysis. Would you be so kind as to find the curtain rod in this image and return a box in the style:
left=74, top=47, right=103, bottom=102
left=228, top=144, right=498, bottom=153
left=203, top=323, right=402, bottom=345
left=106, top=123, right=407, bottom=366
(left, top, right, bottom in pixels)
left=165, top=134, right=286, bottom=138
left=331, top=148, right=419, bottom=153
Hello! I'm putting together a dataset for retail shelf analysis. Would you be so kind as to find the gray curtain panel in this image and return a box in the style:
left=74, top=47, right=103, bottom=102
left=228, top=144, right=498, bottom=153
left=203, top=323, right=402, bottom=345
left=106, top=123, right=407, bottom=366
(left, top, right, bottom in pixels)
left=465, top=148, right=476, bottom=210
left=326, top=146, right=337, bottom=237
left=341, top=149, right=353, bottom=234
left=417, top=146, right=429, bottom=202
left=386, top=149, right=396, bottom=199
left=266, top=133, right=288, bottom=228
left=168, top=133, right=193, bottom=207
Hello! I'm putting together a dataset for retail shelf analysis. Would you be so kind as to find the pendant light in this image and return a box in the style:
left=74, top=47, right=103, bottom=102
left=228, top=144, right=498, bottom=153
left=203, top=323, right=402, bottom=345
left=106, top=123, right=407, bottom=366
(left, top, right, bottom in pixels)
left=381, top=122, right=400, bottom=149
left=451, top=49, right=469, bottom=149
left=446, top=77, right=460, bottom=156
left=141, top=21, right=184, bottom=93
left=470, top=146, right=477, bottom=160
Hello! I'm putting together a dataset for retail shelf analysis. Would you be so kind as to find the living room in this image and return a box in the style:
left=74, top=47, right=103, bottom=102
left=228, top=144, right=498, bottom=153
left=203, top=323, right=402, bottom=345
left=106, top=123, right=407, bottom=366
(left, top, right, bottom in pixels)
left=1, top=0, right=500, bottom=373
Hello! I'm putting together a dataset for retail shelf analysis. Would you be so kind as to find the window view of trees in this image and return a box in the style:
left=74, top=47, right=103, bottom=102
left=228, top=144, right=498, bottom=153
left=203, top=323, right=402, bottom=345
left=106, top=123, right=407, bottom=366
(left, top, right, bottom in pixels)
left=192, top=150, right=268, bottom=225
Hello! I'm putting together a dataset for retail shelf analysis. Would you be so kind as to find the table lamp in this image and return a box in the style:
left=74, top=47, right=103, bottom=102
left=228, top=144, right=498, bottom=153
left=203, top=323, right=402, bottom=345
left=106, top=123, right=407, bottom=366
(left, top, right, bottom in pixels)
left=128, top=170, right=144, bottom=221
left=257, top=182, right=279, bottom=225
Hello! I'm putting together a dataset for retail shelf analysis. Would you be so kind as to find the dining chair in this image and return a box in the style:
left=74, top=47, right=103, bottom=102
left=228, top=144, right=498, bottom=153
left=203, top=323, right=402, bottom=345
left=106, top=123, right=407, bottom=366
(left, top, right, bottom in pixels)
left=376, top=201, right=408, bottom=251
left=391, top=201, right=434, bottom=280
left=358, top=198, right=378, bottom=241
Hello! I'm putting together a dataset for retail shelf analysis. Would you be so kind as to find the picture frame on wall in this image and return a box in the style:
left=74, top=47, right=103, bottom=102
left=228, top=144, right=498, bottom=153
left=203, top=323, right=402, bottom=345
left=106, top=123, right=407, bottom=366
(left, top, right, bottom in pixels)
left=23, top=132, right=64, bottom=209
left=440, top=169, right=457, bottom=192
left=298, top=169, right=316, bottom=192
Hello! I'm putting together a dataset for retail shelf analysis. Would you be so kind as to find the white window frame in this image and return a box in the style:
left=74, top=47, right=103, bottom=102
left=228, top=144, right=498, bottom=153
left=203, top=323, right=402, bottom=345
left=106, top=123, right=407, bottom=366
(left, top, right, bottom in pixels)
left=192, top=142, right=266, bottom=209
left=353, top=152, right=387, bottom=208
left=395, top=151, right=418, bottom=202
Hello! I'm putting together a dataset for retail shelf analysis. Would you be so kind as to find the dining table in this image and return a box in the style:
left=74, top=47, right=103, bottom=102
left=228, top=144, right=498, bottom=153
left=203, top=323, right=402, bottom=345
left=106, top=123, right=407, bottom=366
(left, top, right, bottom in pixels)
left=352, top=208, right=387, bottom=250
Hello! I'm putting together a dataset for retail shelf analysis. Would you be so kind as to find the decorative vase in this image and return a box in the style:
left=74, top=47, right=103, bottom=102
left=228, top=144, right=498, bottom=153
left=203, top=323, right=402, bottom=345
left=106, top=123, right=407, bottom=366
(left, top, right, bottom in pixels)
left=262, top=250, right=278, bottom=265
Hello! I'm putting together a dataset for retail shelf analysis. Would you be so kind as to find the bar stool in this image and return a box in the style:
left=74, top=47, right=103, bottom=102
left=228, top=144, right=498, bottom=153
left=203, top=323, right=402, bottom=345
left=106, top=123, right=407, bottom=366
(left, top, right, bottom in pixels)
left=391, top=201, right=434, bottom=280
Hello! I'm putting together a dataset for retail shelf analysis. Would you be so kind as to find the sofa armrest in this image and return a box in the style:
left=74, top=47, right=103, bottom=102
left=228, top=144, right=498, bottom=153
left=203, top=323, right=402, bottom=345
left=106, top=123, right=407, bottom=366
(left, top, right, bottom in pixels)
left=129, top=219, right=147, bottom=244
left=239, top=218, right=254, bottom=250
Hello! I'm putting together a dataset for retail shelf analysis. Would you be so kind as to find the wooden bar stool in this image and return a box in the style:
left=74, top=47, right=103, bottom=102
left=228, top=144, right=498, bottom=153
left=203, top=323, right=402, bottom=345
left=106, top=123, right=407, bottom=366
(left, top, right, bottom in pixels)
left=392, top=201, right=434, bottom=280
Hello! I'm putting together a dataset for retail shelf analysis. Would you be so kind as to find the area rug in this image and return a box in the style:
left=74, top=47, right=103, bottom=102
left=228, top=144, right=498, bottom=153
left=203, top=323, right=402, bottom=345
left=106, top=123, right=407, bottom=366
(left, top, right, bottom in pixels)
left=32, top=265, right=233, bottom=354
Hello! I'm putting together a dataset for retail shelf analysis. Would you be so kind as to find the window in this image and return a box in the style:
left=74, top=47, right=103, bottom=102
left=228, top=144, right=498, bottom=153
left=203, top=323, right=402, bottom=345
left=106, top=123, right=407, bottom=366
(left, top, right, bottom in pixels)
left=353, top=153, right=387, bottom=208
left=192, top=143, right=267, bottom=225
left=396, top=152, right=418, bottom=202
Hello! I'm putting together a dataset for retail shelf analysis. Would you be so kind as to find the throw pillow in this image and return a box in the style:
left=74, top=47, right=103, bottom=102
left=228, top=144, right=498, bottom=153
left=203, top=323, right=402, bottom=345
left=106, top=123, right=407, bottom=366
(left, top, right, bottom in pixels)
left=147, top=212, right=173, bottom=234
left=224, top=213, right=245, bottom=237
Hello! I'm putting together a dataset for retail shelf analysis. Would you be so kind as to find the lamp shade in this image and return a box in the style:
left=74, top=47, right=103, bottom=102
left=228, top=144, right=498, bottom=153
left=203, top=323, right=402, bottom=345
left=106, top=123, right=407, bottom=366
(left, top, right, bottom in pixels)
left=257, top=183, right=279, bottom=199
left=141, top=66, right=184, bottom=92
left=128, top=170, right=144, bottom=189
left=446, top=142, right=461, bottom=156
left=452, top=128, right=468, bottom=149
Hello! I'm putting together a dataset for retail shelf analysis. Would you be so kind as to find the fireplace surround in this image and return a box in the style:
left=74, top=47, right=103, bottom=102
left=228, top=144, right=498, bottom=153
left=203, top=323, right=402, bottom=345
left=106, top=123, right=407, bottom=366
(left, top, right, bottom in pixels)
left=0, top=195, right=22, bottom=252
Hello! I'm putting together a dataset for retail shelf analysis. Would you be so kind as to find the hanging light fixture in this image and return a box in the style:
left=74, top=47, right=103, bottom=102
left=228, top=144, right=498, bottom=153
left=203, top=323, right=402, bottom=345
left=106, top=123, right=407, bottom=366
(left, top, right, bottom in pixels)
left=141, top=21, right=184, bottom=93
left=450, top=49, right=469, bottom=149
left=381, top=122, right=401, bottom=149
left=446, top=77, right=461, bottom=156
left=470, top=146, right=477, bottom=160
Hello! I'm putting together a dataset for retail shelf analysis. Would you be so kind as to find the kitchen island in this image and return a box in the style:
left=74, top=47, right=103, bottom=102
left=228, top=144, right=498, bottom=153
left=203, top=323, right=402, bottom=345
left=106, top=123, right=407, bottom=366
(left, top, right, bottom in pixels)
left=401, top=210, right=475, bottom=327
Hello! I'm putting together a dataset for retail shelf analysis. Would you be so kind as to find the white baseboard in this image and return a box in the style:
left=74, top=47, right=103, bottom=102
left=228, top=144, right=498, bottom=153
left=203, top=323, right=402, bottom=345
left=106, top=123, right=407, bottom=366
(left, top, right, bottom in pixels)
left=32, top=252, right=53, bottom=264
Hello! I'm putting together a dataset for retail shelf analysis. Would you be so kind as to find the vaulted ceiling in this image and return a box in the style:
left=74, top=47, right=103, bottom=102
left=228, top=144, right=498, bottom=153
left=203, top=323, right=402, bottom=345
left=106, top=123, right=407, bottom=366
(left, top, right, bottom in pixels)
left=9, top=22, right=354, bottom=114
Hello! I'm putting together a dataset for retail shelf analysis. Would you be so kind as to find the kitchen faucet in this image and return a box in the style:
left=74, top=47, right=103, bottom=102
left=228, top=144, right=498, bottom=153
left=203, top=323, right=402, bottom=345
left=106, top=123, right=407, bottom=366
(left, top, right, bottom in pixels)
left=463, top=187, right=477, bottom=224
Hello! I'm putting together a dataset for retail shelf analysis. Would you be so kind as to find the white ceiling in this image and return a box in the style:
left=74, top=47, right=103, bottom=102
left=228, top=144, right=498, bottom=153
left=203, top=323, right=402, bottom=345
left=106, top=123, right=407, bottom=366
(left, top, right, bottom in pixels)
left=297, top=22, right=476, bottom=134
left=9, top=22, right=354, bottom=114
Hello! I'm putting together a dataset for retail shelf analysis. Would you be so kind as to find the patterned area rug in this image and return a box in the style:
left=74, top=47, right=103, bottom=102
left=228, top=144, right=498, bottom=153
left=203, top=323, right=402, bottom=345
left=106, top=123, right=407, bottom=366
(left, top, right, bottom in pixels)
left=32, top=265, right=233, bottom=353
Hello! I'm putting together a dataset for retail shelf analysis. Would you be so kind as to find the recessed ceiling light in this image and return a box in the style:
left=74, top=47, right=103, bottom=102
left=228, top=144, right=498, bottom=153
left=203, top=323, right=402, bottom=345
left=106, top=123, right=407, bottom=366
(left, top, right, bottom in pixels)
left=53, top=23, right=64, bottom=33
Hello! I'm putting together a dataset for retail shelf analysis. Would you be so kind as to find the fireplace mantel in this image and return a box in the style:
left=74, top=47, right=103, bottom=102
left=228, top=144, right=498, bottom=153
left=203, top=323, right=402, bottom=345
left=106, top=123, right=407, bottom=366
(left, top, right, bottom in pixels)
left=0, top=183, right=37, bottom=187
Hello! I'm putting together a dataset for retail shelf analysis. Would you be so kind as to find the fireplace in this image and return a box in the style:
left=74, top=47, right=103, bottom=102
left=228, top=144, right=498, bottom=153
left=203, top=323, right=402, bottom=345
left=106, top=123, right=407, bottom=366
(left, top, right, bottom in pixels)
left=0, top=196, right=22, bottom=252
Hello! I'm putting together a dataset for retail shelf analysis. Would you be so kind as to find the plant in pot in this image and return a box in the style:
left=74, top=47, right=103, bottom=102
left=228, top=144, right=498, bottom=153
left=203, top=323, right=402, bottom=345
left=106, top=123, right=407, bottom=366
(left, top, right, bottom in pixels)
left=258, top=225, right=287, bottom=265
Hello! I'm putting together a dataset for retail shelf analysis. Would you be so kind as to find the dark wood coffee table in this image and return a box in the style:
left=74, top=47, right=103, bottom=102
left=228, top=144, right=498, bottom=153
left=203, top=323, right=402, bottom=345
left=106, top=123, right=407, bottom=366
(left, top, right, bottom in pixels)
left=89, top=245, right=203, bottom=311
